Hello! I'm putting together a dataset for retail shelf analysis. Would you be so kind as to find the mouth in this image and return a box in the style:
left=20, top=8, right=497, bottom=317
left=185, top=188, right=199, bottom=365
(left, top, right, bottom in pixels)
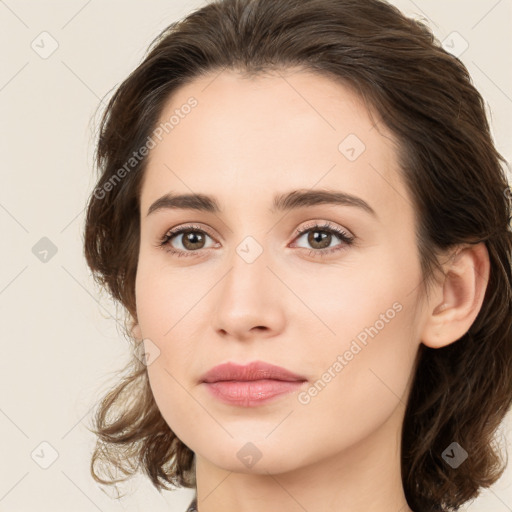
left=201, top=360, right=307, bottom=383
left=202, top=379, right=307, bottom=406
left=200, top=361, right=307, bottom=407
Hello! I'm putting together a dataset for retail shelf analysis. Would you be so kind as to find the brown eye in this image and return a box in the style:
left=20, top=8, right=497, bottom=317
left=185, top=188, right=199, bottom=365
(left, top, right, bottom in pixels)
left=180, top=230, right=207, bottom=250
left=294, top=222, right=354, bottom=253
left=158, top=225, right=218, bottom=257
left=307, top=230, right=332, bottom=249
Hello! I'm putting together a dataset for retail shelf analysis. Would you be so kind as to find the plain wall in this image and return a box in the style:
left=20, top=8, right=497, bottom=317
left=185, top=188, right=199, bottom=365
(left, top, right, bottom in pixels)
left=1, top=1, right=511, bottom=511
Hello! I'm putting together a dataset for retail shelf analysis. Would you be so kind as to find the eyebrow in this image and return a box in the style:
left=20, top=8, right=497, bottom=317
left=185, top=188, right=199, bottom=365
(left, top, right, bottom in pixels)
left=146, top=189, right=377, bottom=218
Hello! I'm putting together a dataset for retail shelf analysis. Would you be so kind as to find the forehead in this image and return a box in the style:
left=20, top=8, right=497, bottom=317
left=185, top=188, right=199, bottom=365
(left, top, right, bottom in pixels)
left=140, top=69, right=411, bottom=221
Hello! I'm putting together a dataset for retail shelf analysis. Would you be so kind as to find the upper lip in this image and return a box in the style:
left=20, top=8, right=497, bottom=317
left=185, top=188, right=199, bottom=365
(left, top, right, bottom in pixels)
left=201, top=361, right=307, bottom=383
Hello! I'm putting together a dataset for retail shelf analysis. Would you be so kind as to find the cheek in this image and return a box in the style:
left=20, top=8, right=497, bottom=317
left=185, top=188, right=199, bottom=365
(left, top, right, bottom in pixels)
left=135, top=269, right=198, bottom=371
left=290, top=287, right=419, bottom=460
left=134, top=253, right=207, bottom=336
left=134, top=256, right=207, bottom=407
left=286, top=248, right=417, bottom=345
left=136, top=264, right=203, bottom=443
left=290, top=251, right=421, bottom=405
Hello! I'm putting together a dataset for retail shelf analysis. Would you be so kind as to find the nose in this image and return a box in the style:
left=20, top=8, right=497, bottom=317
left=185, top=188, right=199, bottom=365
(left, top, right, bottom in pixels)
left=212, top=243, right=286, bottom=342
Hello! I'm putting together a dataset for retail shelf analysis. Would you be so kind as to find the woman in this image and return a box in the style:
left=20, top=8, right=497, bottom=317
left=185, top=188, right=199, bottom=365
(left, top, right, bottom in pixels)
left=83, top=0, right=512, bottom=511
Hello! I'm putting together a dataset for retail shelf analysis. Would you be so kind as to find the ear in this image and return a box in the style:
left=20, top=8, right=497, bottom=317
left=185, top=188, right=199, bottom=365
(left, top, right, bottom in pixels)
left=421, top=242, right=490, bottom=349
left=130, top=317, right=142, bottom=340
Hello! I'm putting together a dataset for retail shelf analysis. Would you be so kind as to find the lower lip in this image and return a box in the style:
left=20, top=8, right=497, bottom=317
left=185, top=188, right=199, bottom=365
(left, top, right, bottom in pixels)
left=203, top=379, right=306, bottom=407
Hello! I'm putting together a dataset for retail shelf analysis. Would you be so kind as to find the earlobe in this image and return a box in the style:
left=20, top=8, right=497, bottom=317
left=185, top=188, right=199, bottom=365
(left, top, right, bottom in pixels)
left=131, top=320, right=142, bottom=340
left=421, top=243, right=490, bottom=349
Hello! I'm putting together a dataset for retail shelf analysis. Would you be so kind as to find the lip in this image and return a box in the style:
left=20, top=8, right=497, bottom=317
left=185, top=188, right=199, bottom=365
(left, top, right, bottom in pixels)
left=201, top=361, right=307, bottom=383
left=200, top=361, right=307, bottom=407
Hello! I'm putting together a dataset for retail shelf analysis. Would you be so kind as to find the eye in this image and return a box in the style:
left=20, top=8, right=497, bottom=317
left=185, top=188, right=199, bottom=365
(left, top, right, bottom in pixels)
left=157, top=224, right=218, bottom=258
left=156, top=221, right=355, bottom=259
left=291, top=221, right=355, bottom=257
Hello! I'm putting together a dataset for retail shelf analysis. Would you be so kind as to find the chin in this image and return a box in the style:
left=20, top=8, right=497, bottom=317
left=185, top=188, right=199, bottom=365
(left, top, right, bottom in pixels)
left=193, top=437, right=314, bottom=476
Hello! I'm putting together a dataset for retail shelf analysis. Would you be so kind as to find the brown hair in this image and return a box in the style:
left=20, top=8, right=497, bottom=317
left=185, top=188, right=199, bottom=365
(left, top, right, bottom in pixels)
left=83, top=0, right=512, bottom=510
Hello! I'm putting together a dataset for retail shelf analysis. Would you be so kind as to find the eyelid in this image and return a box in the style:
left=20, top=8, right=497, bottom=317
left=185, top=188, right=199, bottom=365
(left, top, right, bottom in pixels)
left=293, top=219, right=353, bottom=238
left=160, top=221, right=351, bottom=243
left=289, top=220, right=354, bottom=251
left=157, top=219, right=355, bottom=258
left=162, top=223, right=217, bottom=240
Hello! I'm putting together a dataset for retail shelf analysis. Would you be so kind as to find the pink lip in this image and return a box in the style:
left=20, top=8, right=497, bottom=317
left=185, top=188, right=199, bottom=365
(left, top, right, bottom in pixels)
left=200, top=361, right=307, bottom=407
left=201, top=361, right=307, bottom=383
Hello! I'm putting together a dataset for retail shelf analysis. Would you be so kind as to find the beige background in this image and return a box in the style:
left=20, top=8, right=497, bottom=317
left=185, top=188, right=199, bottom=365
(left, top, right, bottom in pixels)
left=1, top=1, right=511, bottom=511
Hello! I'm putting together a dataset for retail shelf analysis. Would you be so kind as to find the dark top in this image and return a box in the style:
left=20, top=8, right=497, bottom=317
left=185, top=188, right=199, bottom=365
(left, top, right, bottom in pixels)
left=186, top=496, right=198, bottom=512
left=184, top=493, right=442, bottom=511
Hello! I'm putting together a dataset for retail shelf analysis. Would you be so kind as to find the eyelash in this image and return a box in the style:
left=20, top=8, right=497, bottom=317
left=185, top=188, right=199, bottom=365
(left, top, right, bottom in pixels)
left=156, top=221, right=355, bottom=259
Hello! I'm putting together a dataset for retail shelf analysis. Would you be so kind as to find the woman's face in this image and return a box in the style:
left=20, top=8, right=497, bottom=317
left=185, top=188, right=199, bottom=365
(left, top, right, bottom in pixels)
left=134, top=69, right=428, bottom=474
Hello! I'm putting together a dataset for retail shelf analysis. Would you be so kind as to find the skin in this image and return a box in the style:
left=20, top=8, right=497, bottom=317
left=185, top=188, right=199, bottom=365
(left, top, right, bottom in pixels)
left=132, top=69, right=490, bottom=512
